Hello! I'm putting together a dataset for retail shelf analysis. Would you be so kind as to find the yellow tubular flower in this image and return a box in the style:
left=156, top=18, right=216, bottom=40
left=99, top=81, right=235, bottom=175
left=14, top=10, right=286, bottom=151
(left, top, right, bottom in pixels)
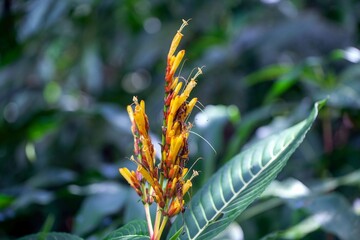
left=170, top=50, right=185, bottom=75
left=170, top=77, right=179, bottom=90
left=182, top=180, right=192, bottom=195
left=167, top=19, right=189, bottom=59
left=181, top=79, right=197, bottom=99
left=185, top=98, right=198, bottom=117
left=127, top=105, right=134, bottom=122
left=170, top=177, right=178, bottom=193
left=119, top=168, right=134, bottom=186
left=169, top=135, right=184, bottom=161
left=140, top=100, right=145, bottom=111
left=173, top=82, right=183, bottom=97
left=168, top=32, right=183, bottom=59
left=134, top=104, right=147, bottom=136
left=138, top=165, right=156, bottom=188
left=168, top=165, right=179, bottom=179
left=167, top=198, right=183, bottom=217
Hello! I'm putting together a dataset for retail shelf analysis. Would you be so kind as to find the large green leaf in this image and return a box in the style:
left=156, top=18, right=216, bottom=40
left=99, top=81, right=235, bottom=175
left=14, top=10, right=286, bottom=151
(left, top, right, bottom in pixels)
left=17, top=232, right=83, bottom=240
left=168, top=100, right=325, bottom=240
left=104, top=220, right=150, bottom=240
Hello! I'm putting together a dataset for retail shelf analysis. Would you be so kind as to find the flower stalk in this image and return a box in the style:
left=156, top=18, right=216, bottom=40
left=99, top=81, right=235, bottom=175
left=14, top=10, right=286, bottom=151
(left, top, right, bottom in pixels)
left=119, top=19, right=202, bottom=240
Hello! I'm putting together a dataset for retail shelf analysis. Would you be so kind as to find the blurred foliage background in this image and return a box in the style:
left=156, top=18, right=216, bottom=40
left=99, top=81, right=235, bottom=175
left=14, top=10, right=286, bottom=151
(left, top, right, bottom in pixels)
left=1, top=0, right=360, bottom=239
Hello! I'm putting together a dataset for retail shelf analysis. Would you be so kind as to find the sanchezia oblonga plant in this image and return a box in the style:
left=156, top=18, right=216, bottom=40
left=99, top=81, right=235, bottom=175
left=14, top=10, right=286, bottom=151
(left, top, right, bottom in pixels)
left=16, top=20, right=325, bottom=240
left=116, top=20, right=324, bottom=240
left=119, top=19, right=201, bottom=240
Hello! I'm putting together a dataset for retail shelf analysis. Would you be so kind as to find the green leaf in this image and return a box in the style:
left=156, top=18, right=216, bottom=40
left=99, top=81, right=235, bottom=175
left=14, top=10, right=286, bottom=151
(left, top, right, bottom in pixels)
left=17, top=232, right=83, bottom=240
left=73, top=182, right=127, bottom=236
left=245, top=64, right=293, bottom=86
left=169, top=100, right=325, bottom=240
left=169, top=227, right=184, bottom=240
left=104, top=220, right=150, bottom=240
left=302, top=193, right=360, bottom=240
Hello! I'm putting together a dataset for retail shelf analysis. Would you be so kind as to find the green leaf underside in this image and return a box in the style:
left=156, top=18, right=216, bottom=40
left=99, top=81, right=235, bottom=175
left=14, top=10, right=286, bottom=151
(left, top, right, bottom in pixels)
left=17, top=232, right=83, bottom=240
left=104, top=219, right=150, bottom=240
left=169, top=100, right=325, bottom=240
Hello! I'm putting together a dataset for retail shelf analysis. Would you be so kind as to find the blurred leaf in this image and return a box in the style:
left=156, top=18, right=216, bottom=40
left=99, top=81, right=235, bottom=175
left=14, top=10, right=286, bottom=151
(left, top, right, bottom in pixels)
left=123, top=190, right=145, bottom=223
left=169, top=100, right=324, bottom=240
left=97, top=104, right=131, bottom=132
left=193, top=105, right=240, bottom=180
left=13, top=189, right=54, bottom=210
left=264, top=66, right=302, bottom=103
left=104, top=219, right=149, bottom=240
left=27, top=115, right=61, bottom=141
left=82, top=44, right=103, bottom=94
left=262, top=178, right=310, bottom=199
left=0, top=194, right=15, bottom=210
left=301, top=194, right=360, bottom=240
left=18, top=232, right=83, bottom=240
left=245, top=64, right=293, bottom=86
left=260, top=215, right=322, bottom=240
left=213, top=222, right=244, bottom=240
left=26, top=168, right=77, bottom=188
left=40, top=214, right=55, bottom=236
left=224, top=102, right=292, bottom=162
left=310, top=78, right=360, bottom=109
left=262, top=193, right=360, bottom=240
left=73, top=182, right=128, bottom=236
left=240, top=169, right=360, bottom=222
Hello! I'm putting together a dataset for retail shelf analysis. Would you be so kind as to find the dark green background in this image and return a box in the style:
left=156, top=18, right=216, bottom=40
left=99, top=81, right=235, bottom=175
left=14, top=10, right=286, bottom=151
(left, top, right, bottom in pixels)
left=1, top=0, right=360, bottom=239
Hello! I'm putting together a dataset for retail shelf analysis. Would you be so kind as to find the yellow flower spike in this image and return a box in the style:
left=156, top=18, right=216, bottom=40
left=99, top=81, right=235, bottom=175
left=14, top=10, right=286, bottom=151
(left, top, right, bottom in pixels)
left=170, top=50, right=185, bottom=75
left=185, top=97, right=198, bottom=117
left=182, top=179, right=192, bottom=195
left=138, top=165, right=156, bottom=188
left=167, top=19, right=189, bottom=59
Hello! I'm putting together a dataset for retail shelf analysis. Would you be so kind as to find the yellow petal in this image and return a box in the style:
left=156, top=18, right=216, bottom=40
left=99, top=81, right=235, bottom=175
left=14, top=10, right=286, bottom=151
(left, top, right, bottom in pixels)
left=182, top=180, right=192, bottom=195
left=170, top=50, right=185, bottom=75
left=182, top=79, right=197, bottom=99
left=170, top=77, right=179, bottom=90
left=138, top=165, right=156, bottom=188
left=167, top=19, right=189, bottom=58
left=168, top=32, right=183, bottom=59
left=173, top=82, right=183, bottom=97
left=185, top=98, right=197, bottom=117
left=127, top=105, right=134, bottom=122
left=119, top=168, right=134, bottom=186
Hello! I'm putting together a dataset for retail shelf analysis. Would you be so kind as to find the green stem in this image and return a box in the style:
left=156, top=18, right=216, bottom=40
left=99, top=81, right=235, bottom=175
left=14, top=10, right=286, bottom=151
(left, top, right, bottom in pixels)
left=144, top=203, right=153, bottom=237
left=157, top=216, right=169, bottom=240
left=153, top=205, right=162, bottom=240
